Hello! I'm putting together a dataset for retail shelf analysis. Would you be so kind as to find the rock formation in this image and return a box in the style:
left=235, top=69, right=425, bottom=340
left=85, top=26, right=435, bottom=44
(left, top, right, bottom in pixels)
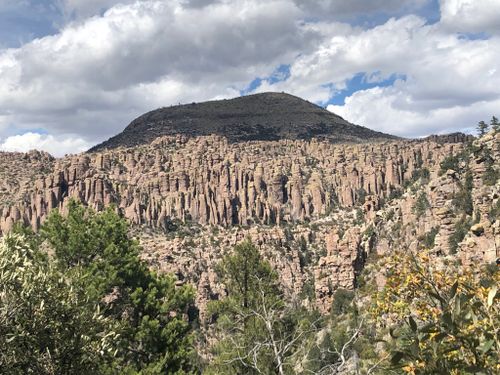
left=0, top=136, right=463, bottom=234
left=0, top=129, right=498, bottom=314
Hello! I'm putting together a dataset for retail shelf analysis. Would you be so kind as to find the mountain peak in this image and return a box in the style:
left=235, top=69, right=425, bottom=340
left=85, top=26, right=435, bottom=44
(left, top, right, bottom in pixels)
left=89, top=92, right=398, bottom=152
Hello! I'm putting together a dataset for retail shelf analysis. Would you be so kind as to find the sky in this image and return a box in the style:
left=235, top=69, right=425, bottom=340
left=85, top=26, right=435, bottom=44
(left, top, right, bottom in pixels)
left=0, top=0, right=499, bottom=156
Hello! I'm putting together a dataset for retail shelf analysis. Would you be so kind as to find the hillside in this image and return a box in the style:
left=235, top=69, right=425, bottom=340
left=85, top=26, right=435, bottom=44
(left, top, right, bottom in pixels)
left=0, top=130, right=498, bottom=313
left=89, top=92, right=398, bottom=151
left=0, top=124, right=498, bottom=372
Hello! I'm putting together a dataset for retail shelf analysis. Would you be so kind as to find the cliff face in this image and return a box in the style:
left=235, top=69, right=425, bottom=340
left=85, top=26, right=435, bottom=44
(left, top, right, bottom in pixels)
left=0, top=131, right=498, bottom=314
left=0, top=136, right=460, bottom=233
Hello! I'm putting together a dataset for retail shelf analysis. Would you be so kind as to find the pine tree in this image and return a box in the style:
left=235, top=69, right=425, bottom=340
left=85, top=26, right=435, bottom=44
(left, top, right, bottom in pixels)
left=491, top=116, right=499, bottom=132
left=16, top=201, right=197, bottom=374
left=477, top=120, right=489, bottom=136
left=207, top=240, right=317, bottom=375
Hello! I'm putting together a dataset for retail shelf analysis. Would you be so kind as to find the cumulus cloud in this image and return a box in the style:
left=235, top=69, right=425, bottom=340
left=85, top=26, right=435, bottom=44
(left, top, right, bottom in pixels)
left=0, top=0, right=499, bottom=148
left=59, top=0, right=141, bottom=19
left=294, top=0, right=431, bottom=20
left=327, top=87, right=500, bottom=138
left=440, top=0, right=500, bottom=33
left=0, top=0, right=317, bottom=143
left=0, top=132, right=92, bottom=156
left=252, top=13, right=500, bottom=136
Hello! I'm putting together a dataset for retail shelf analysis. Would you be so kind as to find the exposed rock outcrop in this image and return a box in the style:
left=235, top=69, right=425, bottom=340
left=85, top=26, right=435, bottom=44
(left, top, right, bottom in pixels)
left=1, top=130, right=498, bottom=314
left=0, top=136, right=463, bottom=235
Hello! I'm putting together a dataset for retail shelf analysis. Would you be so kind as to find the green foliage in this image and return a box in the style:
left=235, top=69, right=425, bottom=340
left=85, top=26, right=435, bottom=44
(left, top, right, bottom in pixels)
left=304, top=283, right=379, bottom=375
left=483, top=164, right=499, bottom=186
left=214, top=239, right=279, bottom=311
left=297, top=235, right=312, bottom=268
left=374, top=251, right=500, bottom=374
left=439, top=155, right=460, bottom=175
left=480, top=147, right=499, bottom=186
left=439, top=150, right=469, bottom=176
left=208, top=240, right=317, bottom=375
left=413, top=192, right=430, bottom=218
left=208, top=240, right=279, bottom=373
left=300, top=276, right=316, bottom=302
left=356, top=188, right=367, bottom=205
left=491, top=115, right=499, bottom=132
left=330, top=289, right=355, bottom=316
left=2, top=201, right=196, bottom=374
left=418, top=226, right=439, bottom=249
left=388, top=188, right=404, bottom=201
left=386, top=208, right=396, bottom=221
left=364, top=224, right=375, bottom=239
left=413, top=168, right=430, bottom=183
left=452, top=171, right=473, bottom=216
left=0, top=234, right=112, bottom=374
left=448, top=215, right=473, bottom=254
left=477, top=120, right=489, bottom=136
left=488, top=200, right=500, bottom=223
left=355, top=208, right=365, bottom=225
left=404, top=168, right=430, bottom=189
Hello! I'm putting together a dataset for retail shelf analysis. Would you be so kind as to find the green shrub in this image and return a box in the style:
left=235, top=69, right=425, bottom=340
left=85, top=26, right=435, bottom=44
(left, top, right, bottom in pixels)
left=373, top=251, right=500, bottom=374
left=331, top=288, right=355, bottom=316
left=452, top=171, right=473, bottom=216
left=413, top=192, right=431, bottom=218
left=488, top=200, right=500, bottom=223
left=3, top=201, right=197, bottom=374
left=448, top=215, right=472, bottom=254
left=356, top=187, right=367, bottom=205
left=483, top=164, right=499, bottom=186
left=0, top=234, right=111, bottom=374
left=388, top=188, right=403, bottom=200
left=418, top=226, right=439, bottom=249
left=439, top=151, right=469, bottom=176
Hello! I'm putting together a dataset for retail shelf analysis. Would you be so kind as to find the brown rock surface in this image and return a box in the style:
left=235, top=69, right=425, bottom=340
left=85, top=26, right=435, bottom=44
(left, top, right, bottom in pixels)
left=1, top=131, right=498, bottom=314
left=0, top=136, right=462, bottom=234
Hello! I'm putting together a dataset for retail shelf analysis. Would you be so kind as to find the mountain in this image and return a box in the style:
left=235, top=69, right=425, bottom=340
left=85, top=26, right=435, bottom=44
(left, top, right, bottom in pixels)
left=89, top=92, right=398, bottom=151
left=0, top=107, right=498, bottom=370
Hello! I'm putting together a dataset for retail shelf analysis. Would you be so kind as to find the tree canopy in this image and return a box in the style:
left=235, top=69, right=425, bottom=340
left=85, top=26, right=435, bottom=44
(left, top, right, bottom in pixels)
left=0, top=201, right=196, bottom=374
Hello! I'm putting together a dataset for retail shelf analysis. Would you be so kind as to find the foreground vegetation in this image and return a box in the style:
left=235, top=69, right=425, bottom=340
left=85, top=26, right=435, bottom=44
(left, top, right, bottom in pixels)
left=0, top=203, right=498, bottom=374
left=1, top=202, right=195, bottom=374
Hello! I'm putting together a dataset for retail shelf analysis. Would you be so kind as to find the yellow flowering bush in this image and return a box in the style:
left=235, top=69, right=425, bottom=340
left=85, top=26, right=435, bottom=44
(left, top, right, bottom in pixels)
left=372, top=250, right=499, bottom=374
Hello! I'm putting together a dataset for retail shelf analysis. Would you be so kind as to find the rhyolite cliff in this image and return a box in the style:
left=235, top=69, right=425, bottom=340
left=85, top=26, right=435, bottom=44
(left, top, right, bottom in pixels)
left=0, top=93, right=498, bottom=315
left=0, top=132, right=498, bottom=314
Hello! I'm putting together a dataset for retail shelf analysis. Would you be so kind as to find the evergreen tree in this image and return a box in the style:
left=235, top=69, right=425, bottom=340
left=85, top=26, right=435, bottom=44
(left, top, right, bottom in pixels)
left=491, top=116, right=499, bottom=132
left=215, top=239, right=279, bottom=311
left=477, top=120, right=489, bottom=136
left=2, top=201, right=196, bottom=374
left=0, top=234, right=112, bottom=374
left=207, top=240, right=317, bottom=375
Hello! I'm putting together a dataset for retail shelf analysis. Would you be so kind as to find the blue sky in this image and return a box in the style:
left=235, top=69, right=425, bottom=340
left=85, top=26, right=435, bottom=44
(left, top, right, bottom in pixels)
left=325, top=73, right=407, bottom=107
left=0, top=0, right=499, bottom=156
left=0, top=0, right=61, bottom=48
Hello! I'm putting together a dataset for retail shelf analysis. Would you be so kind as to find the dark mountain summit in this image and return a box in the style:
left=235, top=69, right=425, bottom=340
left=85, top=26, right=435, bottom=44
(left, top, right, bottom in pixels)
left=89, top=92, right=398, bottom=151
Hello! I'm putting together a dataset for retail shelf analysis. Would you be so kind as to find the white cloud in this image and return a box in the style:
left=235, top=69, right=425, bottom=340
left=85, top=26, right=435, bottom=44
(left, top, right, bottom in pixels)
left=294, top=0, right=431, bottom=20
left=59, top=0, right=141, bottom=19
left=0, top=132, right=92, bottom=156
left=327, top=86, right=500, bottom=137
left=440, top=0, right=500, bottom=33
left=252, top=14, right=500, bottom=136
left=0, top=0, right=316, bottom=143
left=0, top=0, right=499, bottom=147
